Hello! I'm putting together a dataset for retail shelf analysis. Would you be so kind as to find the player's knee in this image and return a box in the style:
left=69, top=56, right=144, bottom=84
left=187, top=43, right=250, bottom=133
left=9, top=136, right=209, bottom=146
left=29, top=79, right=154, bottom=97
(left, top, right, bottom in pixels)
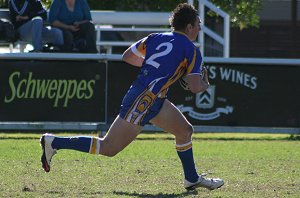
left=176, top=123, right=194, bottom=141
left=185, top=123, right=194, bottom=139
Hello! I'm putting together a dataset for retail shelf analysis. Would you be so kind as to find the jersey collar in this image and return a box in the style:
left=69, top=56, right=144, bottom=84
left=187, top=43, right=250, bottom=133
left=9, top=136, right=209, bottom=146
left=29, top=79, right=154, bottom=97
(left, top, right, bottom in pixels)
left=173, top=31, right=189, bottom=39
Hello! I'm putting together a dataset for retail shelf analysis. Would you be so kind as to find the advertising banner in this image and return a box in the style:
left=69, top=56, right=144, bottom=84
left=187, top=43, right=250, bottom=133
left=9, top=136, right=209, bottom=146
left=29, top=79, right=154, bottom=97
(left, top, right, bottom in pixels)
left=107, top=62, right=139, bottom=123
left=108, top=62, right=300, bottom=128
left=170, top=63, right=300, bottom=128
left=0, top=60, right=106, bottom=122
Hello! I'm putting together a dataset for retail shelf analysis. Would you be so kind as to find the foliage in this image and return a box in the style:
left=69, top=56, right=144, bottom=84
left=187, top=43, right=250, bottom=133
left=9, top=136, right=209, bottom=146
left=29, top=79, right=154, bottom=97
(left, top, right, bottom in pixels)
left=0, top=0, right=7, bottom=7
left=89, top=0, right=261, bottom=29
left=0, top=0, right=262, bottom=29
left=88, top=0, right=187, bottom=11
left=210, top=0, right=262, bottom=29
left=87, top=0, right=262, bottom=29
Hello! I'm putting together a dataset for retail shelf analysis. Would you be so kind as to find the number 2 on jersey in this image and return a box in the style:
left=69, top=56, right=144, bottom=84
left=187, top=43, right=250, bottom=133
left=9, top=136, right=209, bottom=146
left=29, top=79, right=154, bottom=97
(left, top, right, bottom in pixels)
left=146, top=42, right=173, bottom=68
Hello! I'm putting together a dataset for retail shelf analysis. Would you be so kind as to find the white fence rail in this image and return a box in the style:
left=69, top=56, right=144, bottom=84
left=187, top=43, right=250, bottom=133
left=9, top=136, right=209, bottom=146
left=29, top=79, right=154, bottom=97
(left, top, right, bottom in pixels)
left=1, top=1, right=230, bottom=56
left=0, top=9, right=173, bottom=53
left=199, top=0, right=230, bottom=57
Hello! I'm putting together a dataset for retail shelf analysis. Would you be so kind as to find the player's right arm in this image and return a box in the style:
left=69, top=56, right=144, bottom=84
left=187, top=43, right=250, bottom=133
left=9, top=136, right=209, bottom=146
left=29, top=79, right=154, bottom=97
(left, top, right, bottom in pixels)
left=122, top=47, right=144, bottom=67
left=122, top=36, right=151, bottom=67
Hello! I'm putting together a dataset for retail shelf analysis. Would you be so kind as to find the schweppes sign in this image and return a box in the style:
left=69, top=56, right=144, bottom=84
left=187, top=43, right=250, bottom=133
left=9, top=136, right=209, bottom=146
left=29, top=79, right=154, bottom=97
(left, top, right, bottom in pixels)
left=0, top=60, right=106, bottom=122
left=4, top=71, right=96, bottom=108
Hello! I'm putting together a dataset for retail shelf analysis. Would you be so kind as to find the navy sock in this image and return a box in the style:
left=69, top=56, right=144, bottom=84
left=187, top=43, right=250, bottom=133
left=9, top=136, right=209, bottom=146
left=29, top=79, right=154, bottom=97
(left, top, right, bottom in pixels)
left=176, top=141, right=199, bottom=183
left=52, top=136, right=100, bottom=154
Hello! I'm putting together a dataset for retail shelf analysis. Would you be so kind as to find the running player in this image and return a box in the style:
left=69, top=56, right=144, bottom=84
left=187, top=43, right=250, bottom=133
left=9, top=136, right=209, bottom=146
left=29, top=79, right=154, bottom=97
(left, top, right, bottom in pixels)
left=40, top=3, right=224, bottom=191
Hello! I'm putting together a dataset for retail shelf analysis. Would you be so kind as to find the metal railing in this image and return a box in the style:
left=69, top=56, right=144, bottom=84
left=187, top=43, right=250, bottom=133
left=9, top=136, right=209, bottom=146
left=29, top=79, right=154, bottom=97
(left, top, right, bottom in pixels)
left=1, top=0, right=230, bottom=56
left=199, top=0, right=230, bottom=57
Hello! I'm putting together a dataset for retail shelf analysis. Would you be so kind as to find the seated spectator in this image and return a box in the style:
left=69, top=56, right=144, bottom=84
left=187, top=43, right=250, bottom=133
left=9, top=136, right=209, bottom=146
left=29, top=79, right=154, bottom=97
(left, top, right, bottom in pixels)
left=49, top=0, right=98, bottom=53
left=8, top=0, right=64, bottom=52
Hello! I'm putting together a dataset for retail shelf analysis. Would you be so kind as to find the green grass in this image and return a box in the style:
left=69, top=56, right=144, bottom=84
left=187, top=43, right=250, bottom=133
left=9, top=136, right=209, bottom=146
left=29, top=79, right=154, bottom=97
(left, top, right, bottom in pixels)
left=0, top=132, right=299, bottom=197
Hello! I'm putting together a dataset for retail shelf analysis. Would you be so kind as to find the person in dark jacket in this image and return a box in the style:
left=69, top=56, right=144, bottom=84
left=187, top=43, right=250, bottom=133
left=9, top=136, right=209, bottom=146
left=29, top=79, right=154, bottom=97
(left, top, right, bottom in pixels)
left=9, top=0, right=64, bottom=52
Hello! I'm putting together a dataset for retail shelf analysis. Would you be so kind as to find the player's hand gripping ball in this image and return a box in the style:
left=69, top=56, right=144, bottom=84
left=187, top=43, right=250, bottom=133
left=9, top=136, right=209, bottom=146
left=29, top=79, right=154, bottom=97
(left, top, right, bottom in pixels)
left=201, top=66, right=208, bottom=80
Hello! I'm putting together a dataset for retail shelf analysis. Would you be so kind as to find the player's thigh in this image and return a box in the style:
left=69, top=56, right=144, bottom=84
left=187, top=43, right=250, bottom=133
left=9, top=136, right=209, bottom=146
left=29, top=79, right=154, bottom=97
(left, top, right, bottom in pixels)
left=150, top=99, right=193, bottom=140
left=100, top=115, right=142, bottom=156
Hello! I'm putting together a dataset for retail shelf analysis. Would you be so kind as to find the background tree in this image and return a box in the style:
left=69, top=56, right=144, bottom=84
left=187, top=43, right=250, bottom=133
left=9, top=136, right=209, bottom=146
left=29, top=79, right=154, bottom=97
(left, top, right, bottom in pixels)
left=210, top=0, right=262, bottom=29
left=1, top=0, right=262, bottom=29
left=87, top=0, right=262, bottom=29
left=0, top=0, right=7, bottom=8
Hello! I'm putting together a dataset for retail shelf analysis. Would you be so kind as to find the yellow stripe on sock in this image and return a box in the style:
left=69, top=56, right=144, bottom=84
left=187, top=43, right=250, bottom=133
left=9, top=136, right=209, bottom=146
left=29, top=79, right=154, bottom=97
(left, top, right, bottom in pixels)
left=95, top=138, right=100, bottom=155
left=176, top=142, right=192, bottom=152
left=90, top=138, right=97, bottom=154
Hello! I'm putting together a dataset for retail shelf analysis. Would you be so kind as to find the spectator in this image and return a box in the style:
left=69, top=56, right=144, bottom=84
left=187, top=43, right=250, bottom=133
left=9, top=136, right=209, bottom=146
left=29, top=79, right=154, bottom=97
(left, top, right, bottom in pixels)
left=8, top=0, right=64, bottom=52
left=48, top=0, right=98, bottom=53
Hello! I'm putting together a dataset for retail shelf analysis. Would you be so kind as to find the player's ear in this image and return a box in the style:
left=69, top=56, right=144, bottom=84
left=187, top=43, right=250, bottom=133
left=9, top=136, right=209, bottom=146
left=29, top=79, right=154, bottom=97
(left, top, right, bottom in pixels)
left=186, top=23, right=193, bottom=31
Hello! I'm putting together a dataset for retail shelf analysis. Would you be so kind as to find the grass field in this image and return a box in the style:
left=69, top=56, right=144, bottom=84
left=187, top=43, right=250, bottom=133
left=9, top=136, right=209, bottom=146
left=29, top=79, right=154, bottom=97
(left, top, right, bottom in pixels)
left=0, top=132, right=299, bottom=197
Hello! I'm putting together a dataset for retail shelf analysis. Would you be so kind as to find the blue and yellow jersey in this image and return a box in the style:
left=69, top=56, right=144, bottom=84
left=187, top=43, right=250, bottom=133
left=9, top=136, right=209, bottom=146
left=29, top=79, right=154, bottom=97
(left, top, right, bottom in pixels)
left=120, top=31, right=202, bottom=125
left=131, top=31, right=202, bottom=97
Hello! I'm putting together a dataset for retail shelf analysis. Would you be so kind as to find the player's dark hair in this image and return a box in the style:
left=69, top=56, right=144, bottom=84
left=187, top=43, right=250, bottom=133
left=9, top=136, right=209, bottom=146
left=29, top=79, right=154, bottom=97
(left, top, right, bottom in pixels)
left=169, top=3, right=198, bottom=31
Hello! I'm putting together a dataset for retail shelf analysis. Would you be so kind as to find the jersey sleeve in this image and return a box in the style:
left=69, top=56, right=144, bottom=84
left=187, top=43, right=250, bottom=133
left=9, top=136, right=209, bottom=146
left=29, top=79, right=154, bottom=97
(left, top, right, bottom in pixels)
left=130, top=33, right=157, bottom=58
left=130, top=37, right=147, bottom=58
left=185, top=47, right=202, bottom=76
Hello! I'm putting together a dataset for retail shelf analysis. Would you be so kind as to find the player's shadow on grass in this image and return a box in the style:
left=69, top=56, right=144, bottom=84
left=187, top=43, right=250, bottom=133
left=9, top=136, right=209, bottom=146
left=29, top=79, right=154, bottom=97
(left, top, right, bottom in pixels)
left=113, top=190, right=199, bottom=198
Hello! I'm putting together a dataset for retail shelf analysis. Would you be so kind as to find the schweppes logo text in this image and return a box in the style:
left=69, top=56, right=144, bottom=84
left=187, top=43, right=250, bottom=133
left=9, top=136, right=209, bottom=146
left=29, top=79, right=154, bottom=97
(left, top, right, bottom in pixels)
left=4, top=71, right=96, bottom=107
